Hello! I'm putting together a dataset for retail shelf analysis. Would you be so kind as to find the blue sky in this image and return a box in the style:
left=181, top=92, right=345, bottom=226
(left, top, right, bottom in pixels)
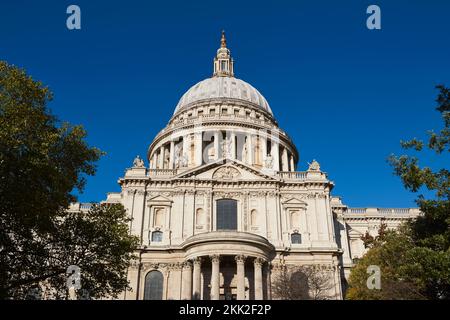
left=1, top=0, right=449, bottom=207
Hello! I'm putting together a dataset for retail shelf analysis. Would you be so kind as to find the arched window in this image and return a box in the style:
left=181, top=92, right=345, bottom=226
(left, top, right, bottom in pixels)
left=250, top=209, right=258, bottom=226
left=151, top=231, right=163, bottom=242
left=144, top=270, right=163, bottom=300
left=154, top=208, right=164, bottom=227
left=216, top=199, right=237, bottom=230
left=291, top=232, right=302, bottom=244
left=196, top=208, right=204, bottom=225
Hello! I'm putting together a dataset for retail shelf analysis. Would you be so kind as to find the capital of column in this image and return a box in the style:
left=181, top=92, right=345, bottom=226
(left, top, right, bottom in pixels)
left=182, top=260, right=193, bottom=270
left=193, top=256, right=202, bottom=266
left=235, top=254, right=247, bottom=265
left=210, top=254, right=220, bottom=264
left=254, top=257, right=265, bottom=267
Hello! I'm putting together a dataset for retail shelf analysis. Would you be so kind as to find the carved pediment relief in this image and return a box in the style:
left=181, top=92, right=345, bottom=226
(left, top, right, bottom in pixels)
left=175, top=159, right=278, bottom=182
left=212, top=166, right=241, bottom=180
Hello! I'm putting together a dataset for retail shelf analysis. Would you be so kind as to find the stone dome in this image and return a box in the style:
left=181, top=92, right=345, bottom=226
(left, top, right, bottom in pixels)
left=174, top=76, right=273, bottom=115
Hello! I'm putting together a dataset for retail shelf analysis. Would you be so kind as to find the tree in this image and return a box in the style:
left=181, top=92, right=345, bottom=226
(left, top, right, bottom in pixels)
left=347, top=85, right=450, bottom=300
left=272, top=265, right=335, bottom=300
left=360, top=222, right=388, bottom=249
left=0, top=61, right=138, bottom=299
left=346, top=225, right=425, bottom=300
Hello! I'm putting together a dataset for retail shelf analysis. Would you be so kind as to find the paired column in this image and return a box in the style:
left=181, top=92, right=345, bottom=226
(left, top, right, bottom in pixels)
left=169, top=140, right=175, bottom=169
left=230, top=132, right=236, bottom=159
left=195, top=132, right=203, bottom=166
left=282, top=148, right=289, bottom=171
left=235, top=255, right=246, bottom=300
left=210, top=255, right=221, bottom=300
left=254, top=258, right=264, bottom=300
left=247, top=134, right=254, bottom=165
left=181, top=261, right=193, bottom=300
left=159, top=146, right=165, bottom=169
left=261, top=136, right=267, bottom=163
left=192, top=257, right=202, bottom=300
left=271, top=141, right=280, bottom=171
left=213, top=132, right=220, bottom=160
left=152, top=153, right=158, bottom=169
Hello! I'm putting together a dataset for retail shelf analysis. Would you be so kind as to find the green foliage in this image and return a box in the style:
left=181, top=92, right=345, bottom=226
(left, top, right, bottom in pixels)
left=0, top=61, right=138, bottom=299
left=348, top=85, right=450, bottom=300
left=346, top=225, right=425, bottom=300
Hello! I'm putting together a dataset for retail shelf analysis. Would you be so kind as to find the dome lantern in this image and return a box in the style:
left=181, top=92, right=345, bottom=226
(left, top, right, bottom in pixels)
left=213, top=30, right=234, bottom=77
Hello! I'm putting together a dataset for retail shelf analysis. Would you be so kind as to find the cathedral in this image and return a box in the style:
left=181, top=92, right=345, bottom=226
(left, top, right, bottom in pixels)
left=71, top=32, right=420, bottom=300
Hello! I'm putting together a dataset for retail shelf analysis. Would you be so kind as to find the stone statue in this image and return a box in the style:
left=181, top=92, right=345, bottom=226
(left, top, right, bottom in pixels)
left=308, top=159, right=320, bottom=171
left=133, top=155, right=145, bottom=168
left=164, top=151, right=170, bottom=168
left=264, top=154, right=273, bottom=169
left=174, top=144, right=187, bottom=168
left=221, top=137, right=233, bottom=159
left=242, top=140, right=248, bottom=163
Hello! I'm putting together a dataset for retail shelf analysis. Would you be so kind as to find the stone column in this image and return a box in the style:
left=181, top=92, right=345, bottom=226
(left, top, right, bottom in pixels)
left=214, top=132, right=219, bottom=160
left=159, top=146, right=165, bottom=169
left=195, top=132, right=203, bottom=166
left=230, top=132, right=236, bottom=160
left=254, top=258, right=264, bottom=300
left=169, top=140, right=175, bottom=169
left=247, top=134, right=253, bottom=165
left=271, top=141, right=280, bottom=171
left=183, top=136, right=189, bottom=165
left=192, top=257, right=202, bottom=300
left=152, top=153, right=158, bottom=169
left=210, top=255, right=220, bottom=300
left=282, top=148, right=289, bottom=171
left=290, top=155, right=295, bottom=171
left=261, top=136, right=267, bottom=164
left=181, top=261, right=193, bottom=300
left=235, top=255, right=246, bottom=300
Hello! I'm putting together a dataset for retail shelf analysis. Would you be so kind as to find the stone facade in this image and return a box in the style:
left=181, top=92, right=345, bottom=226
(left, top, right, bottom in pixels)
left=70, top=32, right=420, bottom=300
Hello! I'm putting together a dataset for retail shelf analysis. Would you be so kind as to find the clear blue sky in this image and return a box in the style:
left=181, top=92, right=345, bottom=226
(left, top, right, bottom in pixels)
left=1, top=0, right=449, bottom=207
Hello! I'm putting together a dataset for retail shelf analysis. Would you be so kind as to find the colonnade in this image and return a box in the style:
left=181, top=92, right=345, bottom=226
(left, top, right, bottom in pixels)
left=180, top=255, right=266, bottom=300
left=150, top=131, right=296, bottom=172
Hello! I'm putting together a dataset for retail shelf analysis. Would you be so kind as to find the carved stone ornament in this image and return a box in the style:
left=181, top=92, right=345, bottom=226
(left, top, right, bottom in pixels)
left=221, top=137, right=233, bottom=159
left=264, top=154, right=274, bottom=169
left=235, top=255, right=247, bottom=264
left=133, top=155, right=145, bottom=168
left=213, top=166, right=241, bottom=180
left=307, top=159, right=320, bottom=172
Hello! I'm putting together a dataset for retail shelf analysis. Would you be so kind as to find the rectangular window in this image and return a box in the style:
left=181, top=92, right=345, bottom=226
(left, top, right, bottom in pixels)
left=217, top=199, right=237, bottom=230
left=151, top=231, right=163, bottom=242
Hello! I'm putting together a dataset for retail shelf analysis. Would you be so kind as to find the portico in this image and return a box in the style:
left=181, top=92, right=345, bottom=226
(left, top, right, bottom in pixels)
left=179, top=254, right=267, bottom=300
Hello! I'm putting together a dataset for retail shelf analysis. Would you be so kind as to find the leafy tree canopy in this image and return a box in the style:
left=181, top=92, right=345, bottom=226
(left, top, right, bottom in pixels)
left=347, top=85, right=450, bottom=300
left=0, top=61, right=138, bottom=299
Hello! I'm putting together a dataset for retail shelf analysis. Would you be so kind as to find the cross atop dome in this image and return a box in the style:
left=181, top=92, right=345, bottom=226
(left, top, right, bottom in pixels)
left=213, top=30, right=234, bottom=77
left=220, top=30, right=227, bottom=48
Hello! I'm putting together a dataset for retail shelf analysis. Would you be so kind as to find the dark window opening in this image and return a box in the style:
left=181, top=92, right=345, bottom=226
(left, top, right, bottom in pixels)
left=144, top=270, right=163, bottom=300
left=152, top=231, right=163, bottom=242
left=217, top=199, right=237, bottom=230
left=291, top=233, right=302, bottom=244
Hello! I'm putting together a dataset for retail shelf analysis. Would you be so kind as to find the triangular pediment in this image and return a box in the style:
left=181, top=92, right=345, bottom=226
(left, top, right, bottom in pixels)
left=348, top=227, right=364, bottom=237
left=174, top=158, right=278, bottom=182
left=283, top=197, right=307, bottom=205
left=282, top=197, right=308, bottom=209
left=147, top=195, right=172, bottom=202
